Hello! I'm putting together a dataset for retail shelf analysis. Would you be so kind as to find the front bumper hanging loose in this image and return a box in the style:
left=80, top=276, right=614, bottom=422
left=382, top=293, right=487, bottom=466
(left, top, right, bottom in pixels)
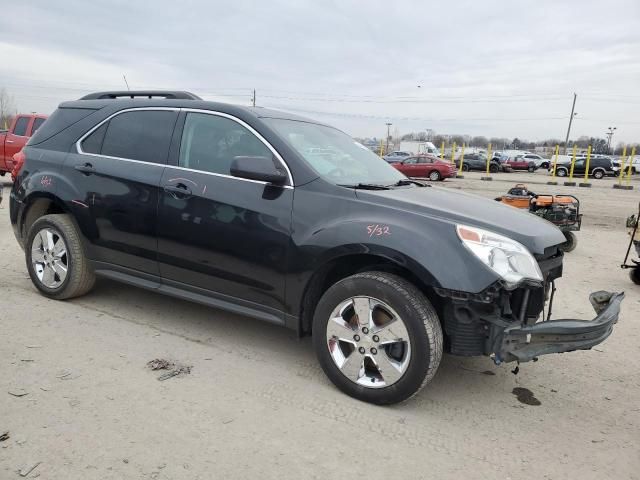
left=495, top=290, right=624, bottom=363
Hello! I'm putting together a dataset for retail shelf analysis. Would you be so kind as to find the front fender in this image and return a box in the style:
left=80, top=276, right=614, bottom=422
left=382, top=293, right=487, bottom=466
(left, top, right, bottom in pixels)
left=293, top=218, right=498, bottom=294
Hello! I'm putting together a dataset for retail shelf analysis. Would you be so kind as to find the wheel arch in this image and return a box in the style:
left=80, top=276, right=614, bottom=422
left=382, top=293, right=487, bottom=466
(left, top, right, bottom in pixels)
left=20, top=192, right=70, bottom=240
left=298, top=252, right=441, bottom=336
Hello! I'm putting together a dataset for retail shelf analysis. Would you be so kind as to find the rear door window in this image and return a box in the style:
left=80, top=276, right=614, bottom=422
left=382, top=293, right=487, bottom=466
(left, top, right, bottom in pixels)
left=98, top=110, right=178, bottom=164
left=13, top=116, right=30, bottom=136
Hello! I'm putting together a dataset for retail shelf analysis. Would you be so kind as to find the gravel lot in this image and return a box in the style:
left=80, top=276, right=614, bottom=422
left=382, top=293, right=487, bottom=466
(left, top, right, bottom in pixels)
left=1, top=171, right=639, bottom=479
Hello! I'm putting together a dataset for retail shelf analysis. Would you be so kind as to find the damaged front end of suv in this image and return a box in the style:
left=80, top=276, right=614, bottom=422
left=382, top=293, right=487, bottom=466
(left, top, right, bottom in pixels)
left=435, top=224, right=623, bottom=364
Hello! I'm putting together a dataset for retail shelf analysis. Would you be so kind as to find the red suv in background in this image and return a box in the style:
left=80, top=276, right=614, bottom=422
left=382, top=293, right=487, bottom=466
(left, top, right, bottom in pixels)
left=391, top=154, right=456, bottom=181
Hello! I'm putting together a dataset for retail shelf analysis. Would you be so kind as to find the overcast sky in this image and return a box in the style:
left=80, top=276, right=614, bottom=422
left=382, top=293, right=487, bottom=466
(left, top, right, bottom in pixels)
left=1, top=0, right=639, bottom=144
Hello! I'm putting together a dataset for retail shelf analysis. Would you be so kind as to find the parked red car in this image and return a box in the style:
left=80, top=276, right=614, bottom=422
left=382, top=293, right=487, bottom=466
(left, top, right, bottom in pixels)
left=391, top=154, right=456, bottom=181
left=504, top=155, right=537, bottom=172
left=0, top=113, right=48, bottom=175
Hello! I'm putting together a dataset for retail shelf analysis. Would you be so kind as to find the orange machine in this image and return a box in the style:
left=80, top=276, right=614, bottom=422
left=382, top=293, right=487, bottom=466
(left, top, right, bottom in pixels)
left=496, top=184, right=582, bottom=252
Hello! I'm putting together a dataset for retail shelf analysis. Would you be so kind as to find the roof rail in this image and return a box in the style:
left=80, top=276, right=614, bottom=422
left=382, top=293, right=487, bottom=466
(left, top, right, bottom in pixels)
left=80, top=91, right=202, bottom=100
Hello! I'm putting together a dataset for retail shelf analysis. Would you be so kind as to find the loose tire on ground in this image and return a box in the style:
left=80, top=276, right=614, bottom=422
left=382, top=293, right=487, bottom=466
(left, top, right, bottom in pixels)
left=312, top=272, right=443, bottom=405
left=25, top=214, right=95, bottom=300
left=559, top=231, right=577, bottom=253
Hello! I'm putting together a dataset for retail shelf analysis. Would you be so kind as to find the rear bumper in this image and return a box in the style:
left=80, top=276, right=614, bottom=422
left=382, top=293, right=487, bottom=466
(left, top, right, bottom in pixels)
left=495, top=291, right=623, bottom=363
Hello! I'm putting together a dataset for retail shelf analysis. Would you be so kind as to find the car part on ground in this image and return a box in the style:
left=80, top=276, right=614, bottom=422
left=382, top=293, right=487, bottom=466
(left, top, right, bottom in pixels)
left=495, top=184, right=582, bottom=253
left=10, top=90, right=623, bottom=404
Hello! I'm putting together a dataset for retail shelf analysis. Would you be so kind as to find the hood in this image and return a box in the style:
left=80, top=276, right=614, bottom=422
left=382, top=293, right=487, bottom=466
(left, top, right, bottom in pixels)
left=357, top=186, right=566, bottom=255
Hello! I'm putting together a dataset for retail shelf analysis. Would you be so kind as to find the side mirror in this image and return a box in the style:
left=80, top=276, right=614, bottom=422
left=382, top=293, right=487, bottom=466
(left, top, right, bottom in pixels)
left=230, top=156, right=288, bottom=185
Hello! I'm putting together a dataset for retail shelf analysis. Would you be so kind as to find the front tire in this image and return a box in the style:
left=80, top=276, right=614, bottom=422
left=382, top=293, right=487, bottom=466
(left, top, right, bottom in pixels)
left=312, top=272, right=443, bottom=405
left=25, top=214, right=95, bottom=300
left=489, top=163, right=499, bottom=173
left=630, top=267, right=640, bottom=285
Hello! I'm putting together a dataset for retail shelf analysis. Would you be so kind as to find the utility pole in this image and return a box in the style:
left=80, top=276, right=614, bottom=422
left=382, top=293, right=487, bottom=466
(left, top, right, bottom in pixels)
left=123, top=74, right=130, bottom=91
left=606, top=126, right=617, bottom=154
left=563, top=93, right=577, bottom=154
left=385, top=122, right=392, bottom=155
left=252, top=89, right=256, bottom=107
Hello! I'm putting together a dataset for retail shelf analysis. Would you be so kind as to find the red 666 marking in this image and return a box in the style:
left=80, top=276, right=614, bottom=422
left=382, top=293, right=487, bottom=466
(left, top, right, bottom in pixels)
left=366, top=224, right=391, bottom=237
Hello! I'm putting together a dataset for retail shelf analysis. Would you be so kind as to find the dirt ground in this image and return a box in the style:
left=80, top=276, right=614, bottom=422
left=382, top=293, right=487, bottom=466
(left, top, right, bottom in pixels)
left=1, top=171, right=639, bottom=479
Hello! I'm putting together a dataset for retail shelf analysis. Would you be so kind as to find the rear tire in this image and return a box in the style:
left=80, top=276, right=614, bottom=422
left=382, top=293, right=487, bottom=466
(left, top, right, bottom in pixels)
left=593, top=169, right=605, bottom=179
left=428, top=170, right=441, bottom=181
left=557, top=168, right=568, bottom=177
left=559, top=231, right=577, bottom=252
left=25, top=214, right=95, bottom=300
left=528, top=164, right=535, bottom=172
left=312, top=272, right=443, bottom=405
left=462, top=164, right=470, bottom=172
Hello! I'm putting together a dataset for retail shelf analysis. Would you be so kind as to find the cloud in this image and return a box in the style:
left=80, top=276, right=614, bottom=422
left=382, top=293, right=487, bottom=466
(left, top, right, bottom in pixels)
left=1, top=0, right=639, bottom=142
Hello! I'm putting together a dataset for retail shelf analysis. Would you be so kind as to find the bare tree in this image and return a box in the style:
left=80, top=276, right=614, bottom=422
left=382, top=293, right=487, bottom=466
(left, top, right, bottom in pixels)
left=0, top=88, right=16, bottom=129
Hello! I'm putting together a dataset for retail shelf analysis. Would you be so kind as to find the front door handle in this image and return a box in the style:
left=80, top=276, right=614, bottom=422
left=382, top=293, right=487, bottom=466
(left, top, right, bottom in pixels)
left=163, top=183, right=192, bottom=197
left=74, top=163, right=96, bottom=175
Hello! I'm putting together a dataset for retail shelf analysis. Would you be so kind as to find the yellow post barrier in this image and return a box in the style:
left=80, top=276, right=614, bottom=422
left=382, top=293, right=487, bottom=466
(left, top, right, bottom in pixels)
left=379, top=139, right=384, bottom=157
left=625, top=146, right=636, bottom=189
left=481, top=143, right=493, bottom=181
left=579, top=145, right=592, bottom=187
left=457, top=144, right=466, bottom=177
left=440, top=141, right=445, bottom=160
left=564, top=145, right=578, bottom=186
left=450, top=142, right=456, bottom=164
left=617, top=145, right=627, bottom=186
left=547, top=144, right=560, bottom=185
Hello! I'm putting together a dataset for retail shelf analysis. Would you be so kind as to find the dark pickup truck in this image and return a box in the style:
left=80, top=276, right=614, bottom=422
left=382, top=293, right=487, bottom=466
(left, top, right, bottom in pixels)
left=10, top=90, right=623, bottom=404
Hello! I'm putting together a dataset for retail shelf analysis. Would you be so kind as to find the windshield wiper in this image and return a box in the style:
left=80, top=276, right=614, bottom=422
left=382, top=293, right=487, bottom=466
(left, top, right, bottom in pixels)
left=338, top=183, right=391, bottom=190
left=389, top=179, right=430, bottom=187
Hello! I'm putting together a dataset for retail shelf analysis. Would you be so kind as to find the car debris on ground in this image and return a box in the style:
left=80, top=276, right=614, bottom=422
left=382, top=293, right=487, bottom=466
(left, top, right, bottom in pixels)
left=146, top=358, right=192, bottom=381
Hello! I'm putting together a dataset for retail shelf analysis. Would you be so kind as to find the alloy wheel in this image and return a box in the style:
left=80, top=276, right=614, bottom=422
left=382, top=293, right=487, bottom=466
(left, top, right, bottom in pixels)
left=325, top=296, right=411, bottom=388
left=31, top=227, right=68, bottom=289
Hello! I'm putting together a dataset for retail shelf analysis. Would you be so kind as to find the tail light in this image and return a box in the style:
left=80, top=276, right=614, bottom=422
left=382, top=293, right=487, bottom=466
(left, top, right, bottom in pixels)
left=11, top=150, right=26, bottom=182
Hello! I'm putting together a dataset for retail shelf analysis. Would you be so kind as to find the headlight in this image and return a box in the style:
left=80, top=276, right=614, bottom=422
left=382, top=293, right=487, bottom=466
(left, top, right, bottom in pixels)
left=456, top=224, right=543, bottom=288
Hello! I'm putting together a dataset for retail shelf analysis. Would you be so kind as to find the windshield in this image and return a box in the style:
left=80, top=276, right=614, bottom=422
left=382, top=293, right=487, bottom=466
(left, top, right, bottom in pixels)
left=266, top=118, right=405, bottom=186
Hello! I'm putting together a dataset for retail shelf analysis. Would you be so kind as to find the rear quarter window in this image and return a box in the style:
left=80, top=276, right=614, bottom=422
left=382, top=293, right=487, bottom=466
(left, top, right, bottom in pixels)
left=28, top=108, right=97, bottom=145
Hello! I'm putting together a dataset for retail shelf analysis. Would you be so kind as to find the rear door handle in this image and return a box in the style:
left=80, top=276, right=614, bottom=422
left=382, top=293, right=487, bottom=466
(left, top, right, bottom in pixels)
left=163, top=183, right=192, bottom=197
left=6, top=140, right=14, bottom=144
left=74, top=163, right=96, bottom=175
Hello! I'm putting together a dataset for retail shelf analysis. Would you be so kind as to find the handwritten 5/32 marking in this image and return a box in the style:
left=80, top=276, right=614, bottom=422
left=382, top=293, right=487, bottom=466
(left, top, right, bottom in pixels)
left=367, top=224, right=391, bottom=237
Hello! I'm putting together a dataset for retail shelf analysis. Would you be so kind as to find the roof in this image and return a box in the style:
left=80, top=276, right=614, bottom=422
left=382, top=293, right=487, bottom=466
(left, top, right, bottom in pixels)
left=60, top=90, right=323, bottom=125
